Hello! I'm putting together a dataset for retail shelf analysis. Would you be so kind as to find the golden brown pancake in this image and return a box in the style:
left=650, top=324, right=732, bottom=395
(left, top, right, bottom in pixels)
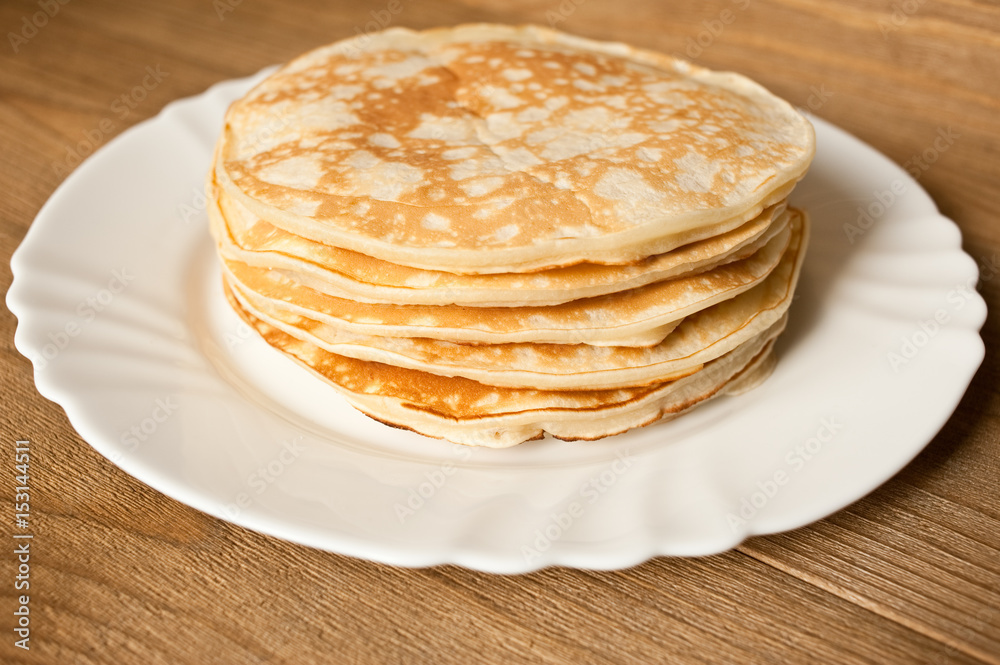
left=227, top=282, right=786, bottom=447
left=216, top=24, right=814, bottom=273
left=226, top=210, right=806, bottom=389
left=210, top=172, right=789, bottom=307
left=207, top=24, right=816, bottom=445
left=220, top=215, right=793, bottom=347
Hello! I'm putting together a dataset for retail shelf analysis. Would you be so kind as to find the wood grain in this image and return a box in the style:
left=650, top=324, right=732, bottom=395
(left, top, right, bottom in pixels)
left=1, top=1, right=998, bottom=663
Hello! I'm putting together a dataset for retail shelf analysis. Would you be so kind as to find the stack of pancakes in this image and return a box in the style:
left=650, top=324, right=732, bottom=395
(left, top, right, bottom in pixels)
left=208, top=24, right=815, bottom=447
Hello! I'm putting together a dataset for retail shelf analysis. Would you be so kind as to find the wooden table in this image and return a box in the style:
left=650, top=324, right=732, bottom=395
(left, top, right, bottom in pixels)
left=2, top=1, right=998, bottom=662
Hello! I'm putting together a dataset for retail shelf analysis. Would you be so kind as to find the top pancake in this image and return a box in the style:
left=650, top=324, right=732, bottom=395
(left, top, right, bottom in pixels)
left=217, top=24, right=815, bottom=273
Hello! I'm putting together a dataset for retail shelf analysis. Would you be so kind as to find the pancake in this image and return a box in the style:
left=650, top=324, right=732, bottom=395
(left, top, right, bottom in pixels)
left=207, top=24, right=816, bottom=445
left=227, top=281, right=785, bottom=447
left=220, top=211, right=794, bottom=347
left=216, top=24, right=814, bottom=273
left=210, top=170, right=789, bottom=306
left=224, top=209, right=806, bottom=390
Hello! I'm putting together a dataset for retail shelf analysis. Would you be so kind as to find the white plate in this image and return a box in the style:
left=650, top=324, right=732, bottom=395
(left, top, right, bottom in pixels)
left=8, top=71, right=986, bottom=573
